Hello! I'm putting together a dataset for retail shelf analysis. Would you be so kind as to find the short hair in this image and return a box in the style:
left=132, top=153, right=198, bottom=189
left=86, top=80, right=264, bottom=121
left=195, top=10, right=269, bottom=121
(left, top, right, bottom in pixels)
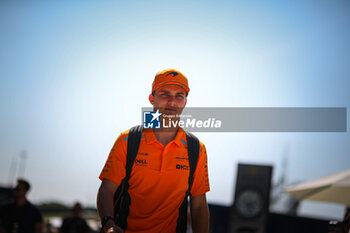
left=17, top=179, right=31, bottom=192
left=72, top=202, right=83, bottom=212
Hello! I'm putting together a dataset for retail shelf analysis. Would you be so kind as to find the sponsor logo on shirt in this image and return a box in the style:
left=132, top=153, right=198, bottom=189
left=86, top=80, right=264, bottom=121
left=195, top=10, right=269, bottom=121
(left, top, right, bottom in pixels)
left=176, top=164, right=189, bottom=170
left=135, top=159, right=148, bottom=167
left=137, top=152, right=149, bottom=156
left=175, top=157, right=188, bottom=160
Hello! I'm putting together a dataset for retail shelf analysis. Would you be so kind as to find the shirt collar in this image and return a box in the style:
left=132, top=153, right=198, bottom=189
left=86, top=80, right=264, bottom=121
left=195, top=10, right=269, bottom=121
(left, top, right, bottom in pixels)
left=143, top=128, right=158, bottom=144
left=173, top=127, right=186, bottom=147
left=143, top=127, right=186, bottom=147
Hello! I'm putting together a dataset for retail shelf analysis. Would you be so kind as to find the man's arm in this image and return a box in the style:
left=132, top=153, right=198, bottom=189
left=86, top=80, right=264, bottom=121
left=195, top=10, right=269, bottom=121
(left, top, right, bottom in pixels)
left=35, top=222, right=43, bottom=233
left=33, top=206, right=44, bottom=233
left=190, top=193, right=210, bottom=233
left=97, top=179, right=123, bottom=233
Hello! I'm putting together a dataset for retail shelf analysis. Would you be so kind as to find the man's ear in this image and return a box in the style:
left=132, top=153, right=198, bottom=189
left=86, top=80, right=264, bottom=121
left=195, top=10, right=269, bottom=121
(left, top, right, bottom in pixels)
left=149, top=94, right=154, bottom=105
left=184, top=98, right=187, bottom=107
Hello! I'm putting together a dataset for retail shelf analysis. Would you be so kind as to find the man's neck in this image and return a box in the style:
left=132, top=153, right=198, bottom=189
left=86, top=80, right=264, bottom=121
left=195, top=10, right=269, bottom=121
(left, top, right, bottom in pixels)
left=153, top=127, right=179, bottom=146
left=16, top=197, right=27, bottom=207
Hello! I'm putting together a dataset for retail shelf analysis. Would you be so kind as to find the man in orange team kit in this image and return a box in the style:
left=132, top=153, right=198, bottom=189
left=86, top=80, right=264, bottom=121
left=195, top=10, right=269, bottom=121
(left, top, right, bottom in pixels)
left=97, top=69, right=210, bottom=233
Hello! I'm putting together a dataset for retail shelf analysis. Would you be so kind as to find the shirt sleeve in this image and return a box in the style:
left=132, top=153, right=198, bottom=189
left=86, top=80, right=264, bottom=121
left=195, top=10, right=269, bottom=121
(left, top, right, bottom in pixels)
left=99, top=133, right=127, bottom=186
left=35, top=208, right=43, bottom=223
left=30, top=205, right=43, bottom=224
left=190, top=143, right=210, bottom=196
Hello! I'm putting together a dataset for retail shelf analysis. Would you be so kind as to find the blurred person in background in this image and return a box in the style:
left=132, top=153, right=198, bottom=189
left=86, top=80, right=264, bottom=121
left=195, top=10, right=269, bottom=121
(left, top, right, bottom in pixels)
left=330, top=209, right=350, bottom=233
left=341, top=209, right=350, bottom=233
left=0, top=179, right=43, bottom=233
left=60, top=202, right=91, bottom=233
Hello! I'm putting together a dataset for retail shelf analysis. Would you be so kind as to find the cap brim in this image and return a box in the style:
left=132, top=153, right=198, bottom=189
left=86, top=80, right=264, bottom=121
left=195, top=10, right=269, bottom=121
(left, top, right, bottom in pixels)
left=153, top=81, right=190, bottom=93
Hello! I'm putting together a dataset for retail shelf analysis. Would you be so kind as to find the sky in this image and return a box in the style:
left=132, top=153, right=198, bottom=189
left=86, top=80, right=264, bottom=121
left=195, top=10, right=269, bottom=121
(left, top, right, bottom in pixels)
left=0, top=0, right=349, bottom=220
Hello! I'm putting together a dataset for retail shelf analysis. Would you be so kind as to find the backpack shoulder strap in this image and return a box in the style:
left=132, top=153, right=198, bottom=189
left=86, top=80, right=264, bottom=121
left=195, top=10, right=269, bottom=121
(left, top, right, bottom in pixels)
left=185, top=131, right=200, bottom=195
left=125, top=125, right=143, bottom=179
left=112, top=125, right=143, bottom=231
left=176, top=131, right=200, bottom=233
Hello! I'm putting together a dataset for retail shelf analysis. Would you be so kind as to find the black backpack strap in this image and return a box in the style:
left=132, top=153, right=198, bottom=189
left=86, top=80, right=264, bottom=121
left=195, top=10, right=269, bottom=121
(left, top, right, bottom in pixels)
left=186, top=131, right=200, bottom=194
left=176, top=131, right=200, bottom=233
left=113, top=125, right=143, bottom=231
left=125, top=125, right=143, bottom=179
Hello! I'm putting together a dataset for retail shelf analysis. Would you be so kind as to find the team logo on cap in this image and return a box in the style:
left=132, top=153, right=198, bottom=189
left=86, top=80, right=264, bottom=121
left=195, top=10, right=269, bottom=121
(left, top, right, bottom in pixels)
left=143, top=110, right=162, bottom=129
left=168, top=72, right=178, bottom=77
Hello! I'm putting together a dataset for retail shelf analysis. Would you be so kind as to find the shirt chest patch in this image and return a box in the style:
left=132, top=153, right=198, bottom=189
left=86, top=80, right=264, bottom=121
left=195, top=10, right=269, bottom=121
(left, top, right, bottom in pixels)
left=174, top=154, right=190, bottom=171
left=134, top=158, right=148, bottom=167
left=134, top=146, right=189, bottom=172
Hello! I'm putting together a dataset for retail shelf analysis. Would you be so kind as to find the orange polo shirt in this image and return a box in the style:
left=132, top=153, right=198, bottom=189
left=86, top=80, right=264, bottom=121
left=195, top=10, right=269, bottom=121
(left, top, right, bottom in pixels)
left=99, top=127, right=210, bottom=233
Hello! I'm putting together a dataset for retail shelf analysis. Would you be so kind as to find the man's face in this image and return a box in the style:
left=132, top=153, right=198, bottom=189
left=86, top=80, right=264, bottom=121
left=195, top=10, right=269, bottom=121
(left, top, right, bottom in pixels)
left=13, top=183, right=27, bottom=199
left=149, top=84, right=187, bottom=116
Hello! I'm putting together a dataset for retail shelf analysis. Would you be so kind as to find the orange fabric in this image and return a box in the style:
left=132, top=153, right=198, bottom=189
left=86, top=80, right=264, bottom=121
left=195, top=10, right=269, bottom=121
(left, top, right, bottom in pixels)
left=99, top=128, right=210, bottom=233
left=152, top=69, right=190, bottom=93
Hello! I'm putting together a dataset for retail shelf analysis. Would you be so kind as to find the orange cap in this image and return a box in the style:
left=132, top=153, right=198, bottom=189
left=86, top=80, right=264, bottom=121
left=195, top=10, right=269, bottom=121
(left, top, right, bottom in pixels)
left=152, top=69, right=190, bottom=93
